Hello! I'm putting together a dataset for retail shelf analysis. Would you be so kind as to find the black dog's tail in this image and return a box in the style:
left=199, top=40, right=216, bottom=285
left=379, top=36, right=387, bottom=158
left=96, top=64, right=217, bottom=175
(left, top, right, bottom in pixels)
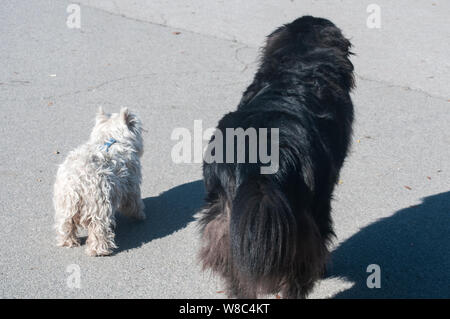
left=230, top=176, right=297, bottom=278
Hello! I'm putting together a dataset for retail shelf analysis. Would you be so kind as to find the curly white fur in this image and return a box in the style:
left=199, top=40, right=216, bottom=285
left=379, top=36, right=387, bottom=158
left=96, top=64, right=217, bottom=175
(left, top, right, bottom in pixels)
left=54, top=107, right=145, bottom=256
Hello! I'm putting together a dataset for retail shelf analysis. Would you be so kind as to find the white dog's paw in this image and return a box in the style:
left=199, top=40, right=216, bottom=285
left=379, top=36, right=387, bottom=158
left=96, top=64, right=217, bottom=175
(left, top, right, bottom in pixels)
left=57, top=236, right=81, bottom=248
left=85, top=238, right=116, bottom=256
left=85, top=246, right=113, bottom=257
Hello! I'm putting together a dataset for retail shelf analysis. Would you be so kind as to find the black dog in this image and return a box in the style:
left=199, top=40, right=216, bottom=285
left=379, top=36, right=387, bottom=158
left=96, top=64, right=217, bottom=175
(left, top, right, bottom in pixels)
left=197, top=16, right=355, bottom=298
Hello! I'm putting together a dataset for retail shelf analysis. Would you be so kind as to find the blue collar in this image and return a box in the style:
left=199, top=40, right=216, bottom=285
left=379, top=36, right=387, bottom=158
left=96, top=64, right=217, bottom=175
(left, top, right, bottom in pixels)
left=103, top=138, right=117, bottom=152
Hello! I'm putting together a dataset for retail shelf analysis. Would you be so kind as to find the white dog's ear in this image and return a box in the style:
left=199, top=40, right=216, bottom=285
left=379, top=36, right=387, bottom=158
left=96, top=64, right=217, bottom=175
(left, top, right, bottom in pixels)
left=120, top=107, right=139, bottom=131
left=96, top=106, right=108, bottom=123
left=120, top=107, right=130, bottom=124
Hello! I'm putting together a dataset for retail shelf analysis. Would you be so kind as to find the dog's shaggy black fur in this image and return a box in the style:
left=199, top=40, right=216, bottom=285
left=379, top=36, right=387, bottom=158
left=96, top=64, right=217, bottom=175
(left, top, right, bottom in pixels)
left=197, top=16, right=355, bottom=298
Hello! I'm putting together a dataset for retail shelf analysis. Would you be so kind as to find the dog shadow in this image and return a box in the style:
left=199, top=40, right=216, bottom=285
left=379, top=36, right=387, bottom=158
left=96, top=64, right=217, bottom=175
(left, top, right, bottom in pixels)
left=114, top=180, right=205, bottom=253
left=327, top=191, right=450, bottom=298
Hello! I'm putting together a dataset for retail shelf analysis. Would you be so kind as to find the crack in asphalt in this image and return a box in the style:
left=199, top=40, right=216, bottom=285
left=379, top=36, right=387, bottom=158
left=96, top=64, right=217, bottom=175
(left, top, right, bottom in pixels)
left=355, top=74, right=448, bottom=102
left=42, top=73, right=158, bottom=100
left=75, top=3, right=447, bottom=102
left=234, top=45, right=255, bottom=73
left=74, top=1, right=250, bottom=46
left=41, top=70, right=234, bottom=101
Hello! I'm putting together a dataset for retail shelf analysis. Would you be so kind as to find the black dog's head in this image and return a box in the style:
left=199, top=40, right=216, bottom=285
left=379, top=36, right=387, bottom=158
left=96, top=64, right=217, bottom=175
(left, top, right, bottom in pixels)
left=258, top=16, right=355, bottom=93
left=264, top=16, right=353, bottom=58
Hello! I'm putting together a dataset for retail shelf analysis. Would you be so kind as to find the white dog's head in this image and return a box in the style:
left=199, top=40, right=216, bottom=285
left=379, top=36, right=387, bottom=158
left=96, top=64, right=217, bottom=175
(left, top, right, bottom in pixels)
left=90, top=107, right=144, bottom=157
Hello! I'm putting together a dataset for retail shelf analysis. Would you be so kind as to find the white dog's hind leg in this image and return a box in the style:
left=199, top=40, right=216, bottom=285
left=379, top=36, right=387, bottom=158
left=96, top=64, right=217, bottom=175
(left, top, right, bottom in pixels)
left=55, top=217, right=80, bottom=247
left=119, top=187, right=146, bottom=220
left=54, top=193, right=81, bottom=248
left=85, top=202, right=117, bottom=256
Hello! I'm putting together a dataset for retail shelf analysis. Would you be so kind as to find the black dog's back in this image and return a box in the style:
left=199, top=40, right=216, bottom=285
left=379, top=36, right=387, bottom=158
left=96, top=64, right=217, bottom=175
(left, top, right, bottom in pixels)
left=198, top=16, right=354, bottom=298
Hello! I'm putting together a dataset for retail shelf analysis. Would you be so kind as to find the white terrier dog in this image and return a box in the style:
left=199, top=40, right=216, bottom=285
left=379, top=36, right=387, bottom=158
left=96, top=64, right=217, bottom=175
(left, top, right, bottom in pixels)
left=54, top=107, right=145, bottom=256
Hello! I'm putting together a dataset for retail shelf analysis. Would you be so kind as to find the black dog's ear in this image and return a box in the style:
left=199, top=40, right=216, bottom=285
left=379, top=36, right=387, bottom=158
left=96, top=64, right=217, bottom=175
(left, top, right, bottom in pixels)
left=264, top=26, right=290, bottom=58
left=320, top=27, right=353, bottom=56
